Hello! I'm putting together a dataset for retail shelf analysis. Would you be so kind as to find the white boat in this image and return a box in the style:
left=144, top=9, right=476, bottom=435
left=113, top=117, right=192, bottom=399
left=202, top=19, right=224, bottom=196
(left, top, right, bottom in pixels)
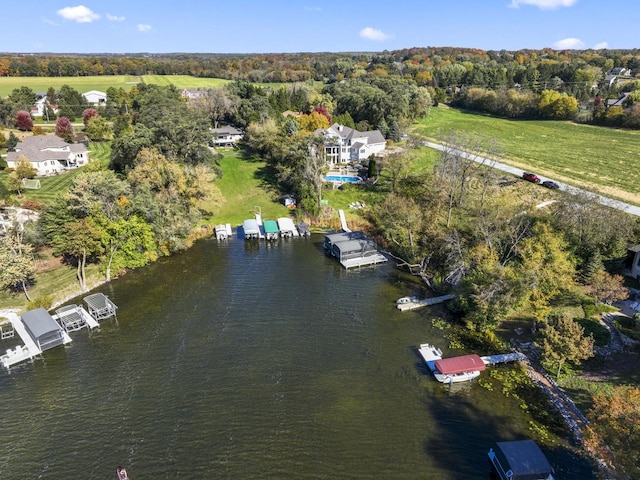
left=417, top=343, right=486, bottom=384
left=396, top=296, right=419, bottom=304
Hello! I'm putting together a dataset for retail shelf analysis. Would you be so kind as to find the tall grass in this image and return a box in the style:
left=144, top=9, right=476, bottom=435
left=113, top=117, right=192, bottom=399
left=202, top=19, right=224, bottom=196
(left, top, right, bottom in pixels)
left=414, top=106, right=640, bottom=204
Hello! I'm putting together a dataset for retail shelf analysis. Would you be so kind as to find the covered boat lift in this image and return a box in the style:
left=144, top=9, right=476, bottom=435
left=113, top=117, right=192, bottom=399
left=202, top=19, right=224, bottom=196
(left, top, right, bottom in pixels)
left=54, top=304, right=100, bottom=332
left=83, top=293, right=118, bottom=321
left=488, top=440, right=555, bottom=480
left=434, top=354, right=486, bottom=376
left=22, top=308, right=67, bottom=352
left=263, top=220, right=279, bottom=241
left=277, top=217, right=299, bottom=237
left=242, top=219, right=261, bottom=240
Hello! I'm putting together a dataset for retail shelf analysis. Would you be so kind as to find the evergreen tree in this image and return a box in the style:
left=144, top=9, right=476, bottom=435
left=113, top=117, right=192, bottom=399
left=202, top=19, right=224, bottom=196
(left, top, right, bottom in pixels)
left=6, top=132, right=19, bottom=151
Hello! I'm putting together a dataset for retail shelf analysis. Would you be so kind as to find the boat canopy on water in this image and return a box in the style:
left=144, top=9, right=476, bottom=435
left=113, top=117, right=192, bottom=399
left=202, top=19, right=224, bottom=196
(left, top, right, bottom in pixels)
left=488, top=440, right=555, bottom=480
left=434, top=354, right=486, bottom=376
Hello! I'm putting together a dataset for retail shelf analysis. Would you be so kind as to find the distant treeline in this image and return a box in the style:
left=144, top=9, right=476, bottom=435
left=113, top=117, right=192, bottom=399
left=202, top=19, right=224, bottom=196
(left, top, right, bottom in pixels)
left=2, top=47, right=640, bottom=88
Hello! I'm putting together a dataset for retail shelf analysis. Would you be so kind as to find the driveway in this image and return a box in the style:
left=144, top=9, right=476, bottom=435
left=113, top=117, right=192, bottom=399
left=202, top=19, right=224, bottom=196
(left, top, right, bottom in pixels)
left=424, top=141, right=640, bottom=217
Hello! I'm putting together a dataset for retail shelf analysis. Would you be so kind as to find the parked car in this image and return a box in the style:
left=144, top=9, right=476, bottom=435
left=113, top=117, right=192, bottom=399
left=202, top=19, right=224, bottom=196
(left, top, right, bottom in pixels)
left=542, top=180, right=560, bottom=189
left=522, top=172, right=541, bottom=183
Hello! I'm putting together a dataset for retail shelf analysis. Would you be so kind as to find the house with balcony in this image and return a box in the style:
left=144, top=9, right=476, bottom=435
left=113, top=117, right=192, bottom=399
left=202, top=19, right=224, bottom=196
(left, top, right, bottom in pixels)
left=211, top=126, right=243, bottom=147
left=5, top=135, right=89, bottom=176
left=315, top=123, right=386, bottom=166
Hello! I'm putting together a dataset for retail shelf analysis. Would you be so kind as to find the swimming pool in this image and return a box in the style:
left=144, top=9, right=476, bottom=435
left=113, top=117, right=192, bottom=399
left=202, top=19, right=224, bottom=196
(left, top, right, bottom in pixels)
left=324, top=175, right=361, bottom=183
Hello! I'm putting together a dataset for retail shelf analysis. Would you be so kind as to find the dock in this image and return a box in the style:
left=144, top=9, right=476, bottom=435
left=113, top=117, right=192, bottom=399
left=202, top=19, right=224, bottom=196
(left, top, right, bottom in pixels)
left=52, top=304, right=100, bottom=332
left=1, top=312, right=72, bottom=369
left=324, top=211, right=387, bottom=269
left=397, top=294, right=455, bottom=311
left=480, top=352, right=527, bottom=365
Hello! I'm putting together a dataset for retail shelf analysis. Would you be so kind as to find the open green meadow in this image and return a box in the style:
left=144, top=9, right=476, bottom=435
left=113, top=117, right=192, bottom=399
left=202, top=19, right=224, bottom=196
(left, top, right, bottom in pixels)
left=202, top=152, right=293, bottom=226
left=0, top=75, right=302, bottom=98
left=414, top=106, right=640, bottom=204
left=0, top=76, right=141, bottom=97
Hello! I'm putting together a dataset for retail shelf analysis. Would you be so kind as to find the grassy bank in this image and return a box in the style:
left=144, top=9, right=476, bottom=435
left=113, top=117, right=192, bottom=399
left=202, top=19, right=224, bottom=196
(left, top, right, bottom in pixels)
left=413, top=106, right=640, bottom=204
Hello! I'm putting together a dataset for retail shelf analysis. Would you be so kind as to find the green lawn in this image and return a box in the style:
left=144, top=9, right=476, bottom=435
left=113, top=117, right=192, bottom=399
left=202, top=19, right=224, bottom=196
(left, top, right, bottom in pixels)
left=0, top=76, right=141, bottom=97
left=141, top=75, right=231, bottom=89
left=414, top=106, right=640, bottom=204
left=0, top=142, right=111, bottom=205
left=201, top=153, right=293, bottom=226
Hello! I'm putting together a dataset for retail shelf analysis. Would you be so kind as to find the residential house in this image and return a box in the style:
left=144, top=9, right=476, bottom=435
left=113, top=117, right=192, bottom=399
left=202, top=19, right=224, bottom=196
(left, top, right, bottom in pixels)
left=82, top=90, right=107, bottom=106
left=211, top=126, right=243, bottom=147
left=181, top=88, right=208, bottom=101
left=30, top=93, right=58, bottom=118
left=315, top=123, right=386, bottom=165
left=5, top=135, right=89, bottom=176
left=604, top=68, right=633, bottom=88
left=606, top=92, right=631, bottom=109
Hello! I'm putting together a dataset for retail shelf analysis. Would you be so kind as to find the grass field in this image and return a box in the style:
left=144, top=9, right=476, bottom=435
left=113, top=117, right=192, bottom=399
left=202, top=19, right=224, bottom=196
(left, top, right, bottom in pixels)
left=0, top=76, right=141, bottom=97
left=201, top=152, right=293, bottom=226
left=414, top=106, right=640, bottom=204
left=0, top=75, right=304, bottom=98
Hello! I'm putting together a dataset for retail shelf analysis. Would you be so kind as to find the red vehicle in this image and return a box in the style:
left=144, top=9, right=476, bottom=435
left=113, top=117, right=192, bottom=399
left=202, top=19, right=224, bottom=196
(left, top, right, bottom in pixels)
left=522, top=172, right=541, bottom=183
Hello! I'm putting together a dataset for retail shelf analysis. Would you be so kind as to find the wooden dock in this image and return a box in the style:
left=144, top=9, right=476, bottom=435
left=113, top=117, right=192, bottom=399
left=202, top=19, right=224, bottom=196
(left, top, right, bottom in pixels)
left=397, top=294, right=455, bottom=311
left=341, top=253, right=388, bottom=269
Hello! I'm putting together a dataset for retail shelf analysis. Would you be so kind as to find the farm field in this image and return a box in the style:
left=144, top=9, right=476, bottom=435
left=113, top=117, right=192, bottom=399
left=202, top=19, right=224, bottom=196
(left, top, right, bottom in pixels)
left=0, top=75, right=302, bottom=98
left=414, top=106, right=640, bottom=204
left=0, top=75, right=140, bottom=97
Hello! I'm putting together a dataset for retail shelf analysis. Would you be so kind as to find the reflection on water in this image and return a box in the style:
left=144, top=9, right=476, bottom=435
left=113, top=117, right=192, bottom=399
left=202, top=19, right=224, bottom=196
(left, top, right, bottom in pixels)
left=0, top=235, right=594, bottom=479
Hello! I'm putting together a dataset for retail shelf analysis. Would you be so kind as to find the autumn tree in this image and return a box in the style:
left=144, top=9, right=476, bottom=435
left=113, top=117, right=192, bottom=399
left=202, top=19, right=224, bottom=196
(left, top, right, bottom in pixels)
left=14, top=155, right=37, bottom=180
left=537, top=315, right=594, bottom=379
left=517, top=223, right=577, bottom=328
left=587, top=387, right=640, bottom=478
left=85, top=115, right=112, bottom=141
left=586, top=270, right=628, bottom=305
left=82, top=108, right=99, bottom=126
left=0, top=229, right=35, bottom=300
left=297, top=111, right=330, bottom=132
left=55, top=116, right=74, bottom=142
left=15, top=110, right=33, bottom=131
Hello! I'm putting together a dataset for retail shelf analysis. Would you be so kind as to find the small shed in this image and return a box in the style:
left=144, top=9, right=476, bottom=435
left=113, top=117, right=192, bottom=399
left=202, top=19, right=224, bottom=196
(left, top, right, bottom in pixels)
left=488, top=440, right=555, bottom=480
left=263, top=220, right=279, bottom=241
left=242, top=219, right=260, bottom=239
left=21, top=308, right=65, bottom=352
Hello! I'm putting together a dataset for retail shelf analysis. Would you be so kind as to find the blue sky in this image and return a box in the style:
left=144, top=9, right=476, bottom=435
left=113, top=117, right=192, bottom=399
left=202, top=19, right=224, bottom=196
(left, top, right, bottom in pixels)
left=3, top=0, right=638, bottom=53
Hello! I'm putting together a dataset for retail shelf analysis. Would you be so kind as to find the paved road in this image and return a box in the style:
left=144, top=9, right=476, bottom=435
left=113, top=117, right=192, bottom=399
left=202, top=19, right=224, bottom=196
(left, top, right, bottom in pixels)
left=424, top=141, right=640, bottom=217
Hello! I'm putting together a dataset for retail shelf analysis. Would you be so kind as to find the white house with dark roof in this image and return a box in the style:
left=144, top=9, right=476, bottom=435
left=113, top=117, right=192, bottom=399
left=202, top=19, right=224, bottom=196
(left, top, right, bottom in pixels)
left=181, top=88, right=208, bottom=101
left=6, top=135, right=89, bottom=176
left=211, top=126, right=243, bottom=147
left=316, top=123, right=386, bottom=165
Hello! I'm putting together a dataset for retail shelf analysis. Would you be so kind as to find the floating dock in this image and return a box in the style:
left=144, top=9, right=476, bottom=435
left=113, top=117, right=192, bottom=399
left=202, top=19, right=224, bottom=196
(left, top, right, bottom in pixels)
left=396, top=294, right=455, bottom=311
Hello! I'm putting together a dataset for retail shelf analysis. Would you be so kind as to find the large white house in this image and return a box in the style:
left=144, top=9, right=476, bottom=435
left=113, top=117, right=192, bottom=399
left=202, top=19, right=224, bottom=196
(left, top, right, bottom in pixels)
left=316, top=123, right=386, bottom=165
left=6, top=135, right=89, bottom=176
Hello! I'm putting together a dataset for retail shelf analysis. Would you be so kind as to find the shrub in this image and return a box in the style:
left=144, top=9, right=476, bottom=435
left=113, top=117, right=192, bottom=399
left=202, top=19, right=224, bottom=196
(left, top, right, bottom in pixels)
left=575, top=317, right=611, bottom=346
left=27, top=295, right=53, bottom=311
left=582, top=299, right=617, bottom=318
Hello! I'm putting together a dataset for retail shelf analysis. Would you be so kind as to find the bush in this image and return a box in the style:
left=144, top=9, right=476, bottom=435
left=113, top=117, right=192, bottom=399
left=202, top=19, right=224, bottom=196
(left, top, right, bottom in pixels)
left=582, top=299, right=617, bottom=319
left=27, top=295, right=53, bottom=311
left=616, top=315, right=640, bottom=342
left=21, top=200, right=43, bottom=211
left=574, top=317, right=611, bottom=346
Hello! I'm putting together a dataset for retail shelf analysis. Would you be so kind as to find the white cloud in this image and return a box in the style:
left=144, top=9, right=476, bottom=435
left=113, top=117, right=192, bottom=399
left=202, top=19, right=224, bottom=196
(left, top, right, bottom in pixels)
left=137, top=24, right=152, bottom=32
left=593, top=41, right=609, bottom=49
left=553, top=37, right=585, bottom=49
left=509, top=0, right=578, bottom=9
left=57, top=5, right=100, bottom=23
left=359, top=27, right=393, bottom=41
left=107, top=14, right=125, bottom=22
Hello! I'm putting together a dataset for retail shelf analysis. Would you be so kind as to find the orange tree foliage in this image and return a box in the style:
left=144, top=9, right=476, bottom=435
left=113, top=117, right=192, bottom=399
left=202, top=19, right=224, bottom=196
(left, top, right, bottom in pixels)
left=586, top=387, right=640, bottom=478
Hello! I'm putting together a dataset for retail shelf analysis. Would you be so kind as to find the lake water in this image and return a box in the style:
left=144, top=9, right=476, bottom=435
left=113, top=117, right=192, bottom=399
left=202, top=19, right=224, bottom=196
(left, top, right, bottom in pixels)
left=0, top=236, right=594, bottom=479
